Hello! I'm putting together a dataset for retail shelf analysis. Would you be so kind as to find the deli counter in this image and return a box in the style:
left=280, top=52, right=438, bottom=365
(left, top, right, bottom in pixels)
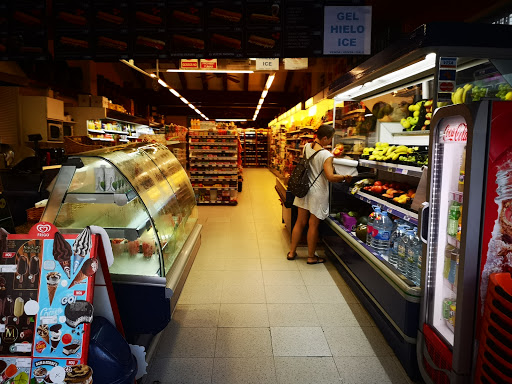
left=41, top=142, right=201, bottom=340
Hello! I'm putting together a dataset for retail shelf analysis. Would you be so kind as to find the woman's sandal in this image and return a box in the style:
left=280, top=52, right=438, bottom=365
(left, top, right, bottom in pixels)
left=307, top=255, right=327, bottom=264
left=287, top=252, right=297, bottom=260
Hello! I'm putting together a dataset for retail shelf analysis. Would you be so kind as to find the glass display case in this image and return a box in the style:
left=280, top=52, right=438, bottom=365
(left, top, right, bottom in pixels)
left=41, top=142, right=198, bottom=279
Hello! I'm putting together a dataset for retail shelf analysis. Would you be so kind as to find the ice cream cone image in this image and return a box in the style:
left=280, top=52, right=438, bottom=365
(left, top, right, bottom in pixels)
left=49, top=323, right=62, bottom=352
left=53, top=231, right=72, bottom=279
left=69, top=258, right=98, bottom=289
left=37, top=324, right=49, bottom=344
left=72, top=227, right=92, bottom=273
left=73, top=255, right=85, bottom=275
left=46, top=272, right=61, bottom=306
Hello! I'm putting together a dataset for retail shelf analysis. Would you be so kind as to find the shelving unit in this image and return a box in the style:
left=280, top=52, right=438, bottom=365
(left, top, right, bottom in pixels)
left=269, top=124, right=286, bottom=176
left=284, top=126, right=316, bottom=173
left=358, top=159, right=424, bottom=178
left=189, top=129, right=240, bottom=205
left=239, top=129, right=269, bottom=167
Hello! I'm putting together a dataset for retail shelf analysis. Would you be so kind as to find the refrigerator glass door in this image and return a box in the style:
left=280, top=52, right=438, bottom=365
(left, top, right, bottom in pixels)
left=427, top=115, right=468, bottom=347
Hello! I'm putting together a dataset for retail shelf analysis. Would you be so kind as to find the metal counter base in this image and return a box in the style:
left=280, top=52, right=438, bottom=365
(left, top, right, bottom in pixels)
left=112, top=224, right=202, bottom=365
left=323, top=217, right=421, bottom=381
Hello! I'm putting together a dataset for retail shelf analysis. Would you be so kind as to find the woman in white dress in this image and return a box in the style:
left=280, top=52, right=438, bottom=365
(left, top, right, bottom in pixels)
left=287, top=124, right=352, bottom=264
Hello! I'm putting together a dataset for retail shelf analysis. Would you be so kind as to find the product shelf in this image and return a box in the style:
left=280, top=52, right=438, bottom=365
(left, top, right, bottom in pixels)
left=358, top=159, right=424, bottom=178
left=103, top=129, right=129, bottom=135
left=192, top=186, right=237, bottom=190
left=189, top=149, right=238, bottom=153
left=350, top=190, right=419, bottom=225
left=189, top=141, right=238, bottom=146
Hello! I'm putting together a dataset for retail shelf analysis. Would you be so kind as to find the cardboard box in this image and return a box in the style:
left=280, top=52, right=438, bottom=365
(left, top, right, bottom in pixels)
left=78, top=94, right=91, bottom=107
left=91, top=96, right=108, bottom=108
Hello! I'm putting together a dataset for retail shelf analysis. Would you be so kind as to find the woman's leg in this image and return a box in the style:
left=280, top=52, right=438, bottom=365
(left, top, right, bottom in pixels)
left=307, top=213, right=324, bottom=262
left=288, top=207, right=309, bottom=258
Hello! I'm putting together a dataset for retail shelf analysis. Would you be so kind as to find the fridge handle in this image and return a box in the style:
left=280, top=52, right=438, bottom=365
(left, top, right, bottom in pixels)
left=419, top=202, right=430, bottom=244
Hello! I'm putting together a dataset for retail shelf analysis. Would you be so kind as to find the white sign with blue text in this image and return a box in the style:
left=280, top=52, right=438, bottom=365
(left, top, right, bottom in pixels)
left=323, top=6, right=372, bottom=55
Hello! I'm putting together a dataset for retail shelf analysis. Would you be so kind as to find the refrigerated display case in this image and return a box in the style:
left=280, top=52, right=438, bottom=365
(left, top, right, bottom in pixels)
left=323, top=22, right=512, bottom=381
left=40, top=142, right=201, bottom=340
left=418, top=101, right=512, bottom=384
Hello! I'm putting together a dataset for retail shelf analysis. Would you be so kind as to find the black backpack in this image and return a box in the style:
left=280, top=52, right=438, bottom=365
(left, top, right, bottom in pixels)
left=287, top=147, right=325, bottom=198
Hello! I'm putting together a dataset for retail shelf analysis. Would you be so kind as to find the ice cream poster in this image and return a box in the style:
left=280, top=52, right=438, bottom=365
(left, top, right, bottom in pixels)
left=1, top=223, right=98, bottom=379
left=30, top=359, right=93, bottom=384
left=0, top=357, right=31, bottom=383
left=0, top=239, right=42, bottom=356
left=33, top=228, right=96, bottom=361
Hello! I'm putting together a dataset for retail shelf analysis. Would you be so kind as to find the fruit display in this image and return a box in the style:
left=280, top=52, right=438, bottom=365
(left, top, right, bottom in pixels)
left=451, top=84, right=473, bottom=104
left=399, top=99, right=433, bottom=131
left=332, top=143, right=344, bottom=157
left=455, top=82, right=512, bottom=103
left=361, top=143, right=428, bottom=167
left=361, top=180, right=417, bottom=208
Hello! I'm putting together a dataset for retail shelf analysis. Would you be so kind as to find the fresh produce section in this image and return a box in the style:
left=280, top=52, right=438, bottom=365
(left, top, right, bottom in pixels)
left=399, top=99, right=433, bottom=131
left=361, top=142, right=428, bottom=167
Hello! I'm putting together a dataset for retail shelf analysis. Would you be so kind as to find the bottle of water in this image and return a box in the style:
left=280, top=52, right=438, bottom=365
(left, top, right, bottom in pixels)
left=372, top=211, right=393, bottom=255
left=406, top=229, right=421, bottom=283
left=389, top=224, right=408, bottom=266
left=366, top=206, right=381, bottom=246
left=397, top=229, right=414, bottom=274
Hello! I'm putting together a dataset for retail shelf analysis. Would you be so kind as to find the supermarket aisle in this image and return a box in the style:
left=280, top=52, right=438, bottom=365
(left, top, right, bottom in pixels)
left=145, top=168, right=414, bottom=384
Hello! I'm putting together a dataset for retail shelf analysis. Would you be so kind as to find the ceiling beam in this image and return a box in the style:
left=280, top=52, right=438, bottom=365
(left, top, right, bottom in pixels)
left=200, top=73, right=208, bottom=91
left=222, top=74, right=228, bottom=91
left=178, top=72, right=188, bottom=90
left=284, top=71, right=294, bottom=93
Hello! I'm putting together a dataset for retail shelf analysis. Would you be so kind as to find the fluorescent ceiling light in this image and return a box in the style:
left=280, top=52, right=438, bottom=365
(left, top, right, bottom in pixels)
left=265, top=74, right=275, bottom=89
left=169, top=88, right=181, bottom=97
left=258, top=98, right=264, bottom=105
left=256, top=104, right=261, bottom=110
left=157, top=79, right=168, bottom=87
left=216, top=119, right=247, bottom=122
left=180, top=97, right=189, bottom=104
left=166, top=69, right=253, bottom=73
left=261, top=90, right=268, bottom=99
left=150, top=73, right=157, bottom=78
left=188, top=104, right=195, bottom=109
left=334, top=53, right=436, bottom=100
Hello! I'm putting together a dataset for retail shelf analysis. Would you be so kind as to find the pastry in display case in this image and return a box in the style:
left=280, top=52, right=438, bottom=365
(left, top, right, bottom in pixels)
left=41, top=142, right=199, bottom=279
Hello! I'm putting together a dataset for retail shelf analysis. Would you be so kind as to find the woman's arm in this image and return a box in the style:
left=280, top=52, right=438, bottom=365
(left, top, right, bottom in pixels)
left=323, top=156, right=352, bottom=183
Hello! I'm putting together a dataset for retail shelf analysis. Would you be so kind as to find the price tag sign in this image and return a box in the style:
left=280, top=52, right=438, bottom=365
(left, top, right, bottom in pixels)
left=403, top=215, right=410, bottom=222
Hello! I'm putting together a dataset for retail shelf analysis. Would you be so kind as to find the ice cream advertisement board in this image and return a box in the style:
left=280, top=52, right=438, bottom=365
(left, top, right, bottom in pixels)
left=0, top=223, right=96, bottom=383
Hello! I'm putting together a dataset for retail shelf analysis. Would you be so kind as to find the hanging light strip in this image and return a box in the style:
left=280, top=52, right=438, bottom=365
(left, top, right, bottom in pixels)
left=120, top=59, right=209, bottom=120
left=253, top=73, right=275, bottom=121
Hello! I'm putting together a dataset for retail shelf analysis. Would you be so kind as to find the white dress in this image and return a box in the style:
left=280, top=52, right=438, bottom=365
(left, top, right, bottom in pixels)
left=293, top=143, right=333, bottom=220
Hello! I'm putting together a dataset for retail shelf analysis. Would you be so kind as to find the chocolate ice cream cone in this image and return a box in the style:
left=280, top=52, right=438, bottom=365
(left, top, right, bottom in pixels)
left=59, top=260, right=71, bottom=279
left=69, top=271, right=86, bottom=288
left=47, top=284, right=57, bottom=306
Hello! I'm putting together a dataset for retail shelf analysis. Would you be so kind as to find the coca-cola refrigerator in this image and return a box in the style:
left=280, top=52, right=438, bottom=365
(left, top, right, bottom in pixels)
left=417, top=100, right=512, bottom=384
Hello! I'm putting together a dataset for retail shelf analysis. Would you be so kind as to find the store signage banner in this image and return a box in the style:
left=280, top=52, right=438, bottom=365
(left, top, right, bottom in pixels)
left=180, top=59, right=199, bottom=70
left=200, top=59, right=217, bottom=69
left=437, top=57, right=457, bottom=102
left=284, top=58, right=308, bottom=70
left=323, top=6, right=372, bottom=55
left=256, top=58, right=279, bottom=71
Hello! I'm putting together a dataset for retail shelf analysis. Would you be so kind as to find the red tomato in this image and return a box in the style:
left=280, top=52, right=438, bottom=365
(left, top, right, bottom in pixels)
left=374, top=181, right=382, bottom=186
left=372, top=186, right=383, bottom=194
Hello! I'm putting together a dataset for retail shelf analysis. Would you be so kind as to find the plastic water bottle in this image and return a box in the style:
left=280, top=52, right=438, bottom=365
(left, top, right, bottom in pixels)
left=389, top=224, right=408, bottom=266
left=397, top=229, right=414, bottom=274
left=406, top=229, right=421, bottom=283
left=366, top=206, right=381, bottom=246
left=372, top=211, right=393, bottom=255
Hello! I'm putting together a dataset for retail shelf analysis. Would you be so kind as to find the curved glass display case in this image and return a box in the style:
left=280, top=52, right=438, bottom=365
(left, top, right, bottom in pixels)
left=41, top=142, right=198, bottom=278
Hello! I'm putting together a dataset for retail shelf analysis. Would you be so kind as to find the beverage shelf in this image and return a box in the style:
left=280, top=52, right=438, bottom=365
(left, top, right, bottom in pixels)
left=189, top=134, right=238, bottom=138
left=327, top=216, right=417, bottom=289
left=350, top=190, right=419, bottom=225
left=358, top=159, right=424, bottom=178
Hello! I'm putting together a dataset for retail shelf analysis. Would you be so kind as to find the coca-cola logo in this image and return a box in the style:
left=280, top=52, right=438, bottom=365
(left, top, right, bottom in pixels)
left=443, top=123, right=468, bottom=142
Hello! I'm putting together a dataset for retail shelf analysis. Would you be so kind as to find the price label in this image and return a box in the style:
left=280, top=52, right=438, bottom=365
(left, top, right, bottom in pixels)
left=402, top=170, right=408, bottom=175
left=388, top=168, right=394, bottom=173
left=403, top=215, right=410, bottom=221
left=387, top=208, right=392, bottom=213
left=15, top=343, right=32, bottom=353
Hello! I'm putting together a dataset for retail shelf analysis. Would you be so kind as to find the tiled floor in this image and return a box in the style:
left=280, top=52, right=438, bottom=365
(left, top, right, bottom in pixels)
left=145, top=168, right=415, bottom=384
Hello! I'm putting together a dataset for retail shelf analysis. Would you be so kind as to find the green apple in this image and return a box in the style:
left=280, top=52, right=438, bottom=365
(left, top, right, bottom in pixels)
left=411, top=116, right=419, bottom=125
left=413, top=111, right=420, bottom=117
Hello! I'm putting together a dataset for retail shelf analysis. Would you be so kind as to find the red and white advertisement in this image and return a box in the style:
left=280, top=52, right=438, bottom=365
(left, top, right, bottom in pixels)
left=478, top=101, right=512, bottom=332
